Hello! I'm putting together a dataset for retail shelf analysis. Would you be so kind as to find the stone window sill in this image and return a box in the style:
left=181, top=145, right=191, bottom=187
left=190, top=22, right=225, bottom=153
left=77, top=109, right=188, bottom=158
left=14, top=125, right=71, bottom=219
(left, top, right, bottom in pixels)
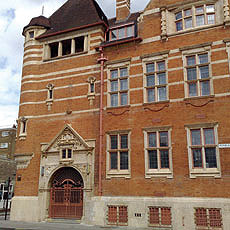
left=145, top=170, right=173, bottom=179
left=189, top=169, right=221, bottom=179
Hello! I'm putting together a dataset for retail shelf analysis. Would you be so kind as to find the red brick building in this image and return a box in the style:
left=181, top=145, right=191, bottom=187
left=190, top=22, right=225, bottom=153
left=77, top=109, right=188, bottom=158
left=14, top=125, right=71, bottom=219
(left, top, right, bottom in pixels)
left=11, top=0, right=230, bottom=229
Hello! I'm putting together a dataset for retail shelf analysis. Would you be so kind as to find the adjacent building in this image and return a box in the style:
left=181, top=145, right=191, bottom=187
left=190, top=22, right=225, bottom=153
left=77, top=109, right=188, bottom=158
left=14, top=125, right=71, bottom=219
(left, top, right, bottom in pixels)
left=11, top=0, right=230, bottom=229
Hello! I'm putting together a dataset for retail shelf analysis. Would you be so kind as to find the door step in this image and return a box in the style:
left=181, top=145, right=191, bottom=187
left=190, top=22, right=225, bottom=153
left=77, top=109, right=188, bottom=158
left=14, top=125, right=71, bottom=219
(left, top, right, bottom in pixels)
left=46, top=218, right=81, bottom=224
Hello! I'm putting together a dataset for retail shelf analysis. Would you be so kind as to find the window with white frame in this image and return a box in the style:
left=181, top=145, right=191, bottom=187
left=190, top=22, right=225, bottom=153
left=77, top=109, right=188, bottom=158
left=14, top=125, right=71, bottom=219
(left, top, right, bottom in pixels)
left=109, top=67, right=129, bottom=107
left=61, top=148, right=72, bottom=160
left=106, top=131, right=130, bottom=178
left=144, top=127, right=173, bottom=178
left=194, top=208, right=222, bottom=229
left=175, top=4, right=215, bottom=32
left=1, top=131, right=9, bottom=137
left=19, top=117, right=27, bottom=139
left=145, top=60, right=167, bottom=103
left=184, top=52, right=212, bottom=97
left=0, top=143, right=8, bottom=149
left=186, top=123, right=221, bottom=178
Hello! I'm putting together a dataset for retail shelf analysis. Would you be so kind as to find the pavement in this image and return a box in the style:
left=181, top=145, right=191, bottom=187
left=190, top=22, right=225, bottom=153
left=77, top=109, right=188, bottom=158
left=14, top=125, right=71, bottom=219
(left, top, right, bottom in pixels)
left=0, top=214, right=148, bottom=230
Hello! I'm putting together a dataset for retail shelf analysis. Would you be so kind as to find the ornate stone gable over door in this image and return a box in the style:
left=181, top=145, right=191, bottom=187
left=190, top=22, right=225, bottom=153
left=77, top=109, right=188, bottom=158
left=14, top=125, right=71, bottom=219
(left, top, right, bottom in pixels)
left=38, top=124, right=95, bottom=221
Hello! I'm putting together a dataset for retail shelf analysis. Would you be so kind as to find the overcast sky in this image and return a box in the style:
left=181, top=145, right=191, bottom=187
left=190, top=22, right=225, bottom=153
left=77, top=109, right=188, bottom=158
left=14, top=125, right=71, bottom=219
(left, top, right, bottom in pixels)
left=0, top=0, right=149, bottom=128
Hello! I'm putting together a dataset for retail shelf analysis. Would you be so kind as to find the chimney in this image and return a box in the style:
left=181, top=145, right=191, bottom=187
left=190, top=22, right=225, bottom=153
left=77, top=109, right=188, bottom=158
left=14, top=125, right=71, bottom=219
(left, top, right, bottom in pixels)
left=116, top=0, right=130, bottom=21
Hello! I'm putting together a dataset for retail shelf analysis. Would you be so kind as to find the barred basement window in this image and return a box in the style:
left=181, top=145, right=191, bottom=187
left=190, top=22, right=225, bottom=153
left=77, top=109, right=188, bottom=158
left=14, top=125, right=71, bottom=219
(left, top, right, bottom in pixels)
left=107, top=205, right=128, bottom=226
left=145, top=60, right=167, bottom=103
left=185, top=53, right=211, bottom=97
left=195, top=208, right=222, bottom=229
left=149, top=207, right=172, bottom=228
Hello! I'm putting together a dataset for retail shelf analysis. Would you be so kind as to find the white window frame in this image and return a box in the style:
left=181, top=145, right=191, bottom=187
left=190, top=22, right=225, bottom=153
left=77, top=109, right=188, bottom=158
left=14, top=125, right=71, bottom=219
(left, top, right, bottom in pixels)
left=142, top=52, right=169, bottom=104
left=1, top=131, right=9, bottom=137
left=106, top=60, right=130, bottom=108
left=0, top=143, right=8, bottom=149
left=143, top=126, right=173, bottom=179
left=185, top=123, right=221, bottom=178
left=106, top=130, right=131, bottom=179
left=181, top=44, right=214, bottom=99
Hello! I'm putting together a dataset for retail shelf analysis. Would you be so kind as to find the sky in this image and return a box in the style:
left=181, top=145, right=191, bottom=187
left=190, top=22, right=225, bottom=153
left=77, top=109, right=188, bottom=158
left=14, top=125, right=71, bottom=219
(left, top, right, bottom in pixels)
left=0, top=0, right=149, bottom=128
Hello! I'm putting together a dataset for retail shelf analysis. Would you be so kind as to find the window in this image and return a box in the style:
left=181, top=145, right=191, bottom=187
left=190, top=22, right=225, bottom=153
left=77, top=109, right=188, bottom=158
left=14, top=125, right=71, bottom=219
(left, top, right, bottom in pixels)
left=186, top=124, right=221, bottom=178
left=195, top=208, right=222, bottom=229
left=185, top=53, right=211, bottom=97
left=19, top=117, right=27, bottom=139
left=61, top=148, right=72, bottom=160
left=109, top=67, right=129, bottom=107
left=149, top=207, right=172, bottom=228
left=175, top=4, right=215, bottom=31
left=107, top=205, right=128, bottom=226
left=47, top=36, right=86, bottom=59
left=106, top=131, right=130, bottom=178
left=29, top=31, right=34, bottom=39
left=1, top=131, right=9, bottom=137
left=108, top=24, right=135, bottom=41
left=46, top=83, right=54, bottom=100
left=145, top=60, right=167, bottom=103
left=144, top=127, right=173, bottom=178
left=0, top=143, right=8, bottom=149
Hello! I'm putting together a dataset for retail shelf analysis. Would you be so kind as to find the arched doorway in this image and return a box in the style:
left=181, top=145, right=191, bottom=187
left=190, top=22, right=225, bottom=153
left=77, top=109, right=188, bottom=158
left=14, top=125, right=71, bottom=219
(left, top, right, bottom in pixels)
left=49, top=167, right=84, bottom=219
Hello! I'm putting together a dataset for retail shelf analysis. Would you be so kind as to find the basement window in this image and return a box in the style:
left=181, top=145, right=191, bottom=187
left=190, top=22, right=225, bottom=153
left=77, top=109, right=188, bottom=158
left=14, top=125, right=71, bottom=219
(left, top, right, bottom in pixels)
left=107, top=205, right=128, bottom=226
left=50, top=42, right=59, bottom=58
left=75, top=36, right=85, bottom=53
left=62, top=39, right=71, bottom=56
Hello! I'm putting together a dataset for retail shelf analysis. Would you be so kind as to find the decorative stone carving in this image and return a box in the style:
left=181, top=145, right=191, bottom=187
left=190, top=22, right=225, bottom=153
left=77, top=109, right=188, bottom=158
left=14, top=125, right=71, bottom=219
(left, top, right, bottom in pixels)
left=14, top=153, right=34, bottom=169
left=224, top=0, right=230, bottom=26
left=161, top=8, right=168, bottom=41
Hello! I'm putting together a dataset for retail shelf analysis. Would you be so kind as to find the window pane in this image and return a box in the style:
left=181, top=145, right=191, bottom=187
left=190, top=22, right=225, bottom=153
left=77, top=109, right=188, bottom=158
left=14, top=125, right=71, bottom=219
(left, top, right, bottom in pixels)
left=160, top=150, right=169, bottom=168
left=148, top=150, right=158, bottom=169
left=110, top=153, right=118, bottom=169
left=127, top=26, right=134, bottom=37
left=189, top=83, right=197, bottom=97
left=176, top=21, right=183, bottom=31
left=147, top=75, right=155, bottom=86
left=119, top=27, right=125, bottom=39
left=207, top=14, right=215, bottom=24
left=68, top=149, right=72, bottom=158
left=120, top=93, right=128, bottom=105
left=185, top=17, right=192, bottom=29
left=196, top=6, right=204, bottom=14
left=187, top=56, right=196, bottom=66
left=201, top=81, right=210, bottom=96
left=184, top=9, right=192, bottom=16
left=205, top=148, right=217, bottom=168
left=120, top=79, right=128, bottom=90
left=111, top=70, right=118, bottom=79
left=157, top=61, right=165, bottom=71
left=196, top=15, right=205, bottom=26
left=148, top=132, right=156, bottom=147
left=199, top=66, right=209, bottom=79
left=158, top=87, right=167, bottom=101
left=187, top=68, right=197, bottom=80
left=111, top=81, right=118, bottom=92
left=147, top=89, right=155, bottom=102
left=121, top=135, right=128, bottom=148
left=191, top=130, right=201, bottom=145
left=192, top=149, right=203, bottom=167
left=175, top=11, right=182, bottom=20
left=62, top=149, right=66, bottom=158
left=111, top=30, right=117, bottom=40
left=206, top=5, right=215, bottom=13
left=120, top=68, right=128, bottom=77
left=158, top=73, right=166, bottom=85
left=160, top=132, right=168, bottom=147
left=204, top=129, right=214, bottom=145
left=120, top=151, right=128, bottom=170
left=110, top=135, right=118, bottom=149
left=111, top=94, right=118, bottom=107
left=199, top=54, right=208, bottom=64
left=147, top=63, right=155, bottom=73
